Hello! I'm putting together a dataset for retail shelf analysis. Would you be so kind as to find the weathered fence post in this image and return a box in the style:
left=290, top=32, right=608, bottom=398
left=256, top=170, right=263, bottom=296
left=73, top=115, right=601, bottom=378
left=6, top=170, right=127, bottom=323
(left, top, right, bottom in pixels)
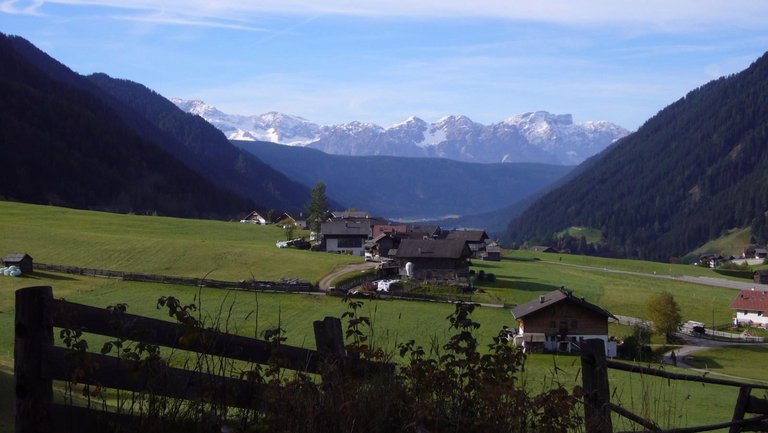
left=313, top=316, right=346, bottom=384
left=730, top=386, right=752, bottom=433
left=581, top=338, right=613, bottom=433
left=15, top=286, right=54, bottom=433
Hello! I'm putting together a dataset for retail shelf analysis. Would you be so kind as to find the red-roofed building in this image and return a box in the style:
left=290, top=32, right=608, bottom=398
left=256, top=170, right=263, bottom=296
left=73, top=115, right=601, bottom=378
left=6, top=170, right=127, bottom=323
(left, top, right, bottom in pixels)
left=730, top=289, right=768, bottom=326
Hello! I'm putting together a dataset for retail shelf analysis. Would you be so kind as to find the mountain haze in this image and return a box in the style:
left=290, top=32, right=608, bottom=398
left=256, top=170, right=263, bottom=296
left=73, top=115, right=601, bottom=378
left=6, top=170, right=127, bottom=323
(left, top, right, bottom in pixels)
left=174, top=99, right=629, bottom=165
left=505, top=51, right=768, bottom=261
left=234, top=140, right=572, bottom=222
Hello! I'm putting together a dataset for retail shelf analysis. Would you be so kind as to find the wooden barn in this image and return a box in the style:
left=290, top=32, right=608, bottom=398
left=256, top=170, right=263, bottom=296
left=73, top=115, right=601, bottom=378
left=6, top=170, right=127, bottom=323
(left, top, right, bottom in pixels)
left=3, top=253, right=33, bottom=273
left=395, top=238, right=471, bottom=281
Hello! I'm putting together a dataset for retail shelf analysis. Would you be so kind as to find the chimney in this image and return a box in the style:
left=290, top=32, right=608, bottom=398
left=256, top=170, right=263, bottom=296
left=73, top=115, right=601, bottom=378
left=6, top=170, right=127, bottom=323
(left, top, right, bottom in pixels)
left=539, top=296, right=545, bottom=303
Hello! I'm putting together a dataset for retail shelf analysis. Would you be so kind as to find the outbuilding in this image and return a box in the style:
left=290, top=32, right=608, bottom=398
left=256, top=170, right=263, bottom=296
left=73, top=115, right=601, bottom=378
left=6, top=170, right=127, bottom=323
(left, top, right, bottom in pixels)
left=3, top=253, right=33, bottom=274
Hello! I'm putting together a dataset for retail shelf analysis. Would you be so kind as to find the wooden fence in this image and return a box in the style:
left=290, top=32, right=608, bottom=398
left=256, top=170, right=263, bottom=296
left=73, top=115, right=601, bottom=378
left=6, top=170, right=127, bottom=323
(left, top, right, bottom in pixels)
left=35, top=263, right=315, bottom=292
left=14, top=285, right=388, bottom=433
left=580, top=339, right=768, bottom=433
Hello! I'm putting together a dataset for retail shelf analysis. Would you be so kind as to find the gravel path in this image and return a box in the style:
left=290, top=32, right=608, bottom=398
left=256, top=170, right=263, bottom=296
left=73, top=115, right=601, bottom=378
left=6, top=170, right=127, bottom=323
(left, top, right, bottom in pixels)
left=317, top=261, right=379, bottom=291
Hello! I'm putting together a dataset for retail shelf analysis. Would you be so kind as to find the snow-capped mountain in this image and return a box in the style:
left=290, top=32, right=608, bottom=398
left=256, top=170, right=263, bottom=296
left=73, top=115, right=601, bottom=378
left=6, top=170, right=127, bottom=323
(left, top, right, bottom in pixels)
left=172, top=98, right=629, bottom=165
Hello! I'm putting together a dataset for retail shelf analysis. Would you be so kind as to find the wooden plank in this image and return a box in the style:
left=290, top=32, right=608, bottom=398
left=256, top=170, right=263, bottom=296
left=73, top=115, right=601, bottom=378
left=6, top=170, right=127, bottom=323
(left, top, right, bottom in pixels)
left=41, top=345, right=267, bottom=409
left=607, top=402, right=660, bottom=432
left=581, top=339, right=613, bottom=433
left=47, top=298, right=324, bottom=373
left=15, top=286, right=54, bottom=433
left=615, top=413, right=768, bottom=433
left=605, top=360, right=768, bottom=390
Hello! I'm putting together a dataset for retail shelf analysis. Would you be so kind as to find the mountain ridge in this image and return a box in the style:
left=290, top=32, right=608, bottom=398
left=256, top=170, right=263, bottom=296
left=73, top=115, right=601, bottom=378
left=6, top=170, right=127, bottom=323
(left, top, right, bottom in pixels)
left=173, top=99, right=629, bottom=165
left=504, top=50, right=768, bottom=260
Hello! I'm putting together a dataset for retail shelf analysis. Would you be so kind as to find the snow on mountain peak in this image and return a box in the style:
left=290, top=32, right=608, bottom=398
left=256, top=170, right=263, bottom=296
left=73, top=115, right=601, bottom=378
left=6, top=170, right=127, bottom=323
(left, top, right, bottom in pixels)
left=171, top=98, right=628, bottom=165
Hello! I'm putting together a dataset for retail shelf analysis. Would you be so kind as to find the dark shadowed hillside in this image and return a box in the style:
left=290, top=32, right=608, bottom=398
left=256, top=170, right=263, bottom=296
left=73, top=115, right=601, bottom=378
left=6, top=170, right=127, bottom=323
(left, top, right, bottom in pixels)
left=86, top=74, right=312, bottom=212
left=234, top=140, right=572, bottom=220
left=0, top=34, right=253, bottom=218
left=505, top=51, right=768, bottom=261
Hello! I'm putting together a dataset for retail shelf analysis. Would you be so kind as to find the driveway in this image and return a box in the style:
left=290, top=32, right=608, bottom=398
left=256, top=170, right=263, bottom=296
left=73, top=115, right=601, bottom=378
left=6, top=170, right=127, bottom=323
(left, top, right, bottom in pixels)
left=317, top=261, right=379, bottom=291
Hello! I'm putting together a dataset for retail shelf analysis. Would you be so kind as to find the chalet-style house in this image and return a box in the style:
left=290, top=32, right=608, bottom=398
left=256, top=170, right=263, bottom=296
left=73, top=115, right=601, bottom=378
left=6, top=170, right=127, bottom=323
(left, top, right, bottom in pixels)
left=320, top=220, right=370, bottom=256
left=445, top=229, right=489, bottom=258
left=366, top=233, right=399, bottom=258
left=755, top=270, right=768, bottom=285
left=510, top=288, right=617, bottom=356
left=730, top=289, right=768, bottom=326
left=395, top=238, right=471, bottom=281
left=240, top=211, right=267, bottom=225
left=277, top=212, right=308, bottom=229
left=403, top=225, right=443, bottom=240
left=3, top=253, right=33, bottom=274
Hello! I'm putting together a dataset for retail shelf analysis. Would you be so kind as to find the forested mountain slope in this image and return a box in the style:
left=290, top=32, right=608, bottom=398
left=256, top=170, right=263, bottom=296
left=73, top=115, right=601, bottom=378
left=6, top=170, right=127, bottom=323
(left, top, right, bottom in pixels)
left=505, top=51, right=768, bottom=261
left=0, top=33, right=254, bottom=218
left=235, top=140, right=571, bottom=220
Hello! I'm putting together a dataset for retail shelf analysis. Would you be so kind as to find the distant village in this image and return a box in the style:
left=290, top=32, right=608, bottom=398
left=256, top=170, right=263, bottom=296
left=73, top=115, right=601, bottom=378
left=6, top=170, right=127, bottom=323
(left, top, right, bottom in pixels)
left=241, top=209, right=501, bottom=284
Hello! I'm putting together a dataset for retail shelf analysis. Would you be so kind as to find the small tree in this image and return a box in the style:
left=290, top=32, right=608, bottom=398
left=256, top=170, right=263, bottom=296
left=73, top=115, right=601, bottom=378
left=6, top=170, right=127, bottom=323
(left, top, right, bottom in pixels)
left=306, top=181, right=329, bottom=233
left=645, top=291, right=682, bottom=343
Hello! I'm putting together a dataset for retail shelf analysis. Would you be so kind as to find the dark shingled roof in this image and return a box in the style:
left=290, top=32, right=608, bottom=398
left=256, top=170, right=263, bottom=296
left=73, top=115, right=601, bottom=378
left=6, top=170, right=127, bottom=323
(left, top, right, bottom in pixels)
left=395, top=239, right=470, bottom=259
left=3, top=253, right=32, bottom=262
left=445, top=230, right=489, bottom=243
left=511, top=289, right=616, bottom=320
left=321, top=220, right=369, bottom=236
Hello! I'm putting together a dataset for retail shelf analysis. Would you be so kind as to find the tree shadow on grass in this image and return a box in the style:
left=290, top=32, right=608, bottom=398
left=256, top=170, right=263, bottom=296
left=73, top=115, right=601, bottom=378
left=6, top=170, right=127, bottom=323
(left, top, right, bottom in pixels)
left=684, top=355, right=724, bottom=370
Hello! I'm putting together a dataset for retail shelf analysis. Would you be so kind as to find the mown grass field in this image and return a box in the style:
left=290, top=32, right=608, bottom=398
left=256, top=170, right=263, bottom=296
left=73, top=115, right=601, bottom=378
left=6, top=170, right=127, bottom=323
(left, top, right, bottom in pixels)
left=0, top=201, right=356, bottom=283
left=1, top=201, right=766, bottom=432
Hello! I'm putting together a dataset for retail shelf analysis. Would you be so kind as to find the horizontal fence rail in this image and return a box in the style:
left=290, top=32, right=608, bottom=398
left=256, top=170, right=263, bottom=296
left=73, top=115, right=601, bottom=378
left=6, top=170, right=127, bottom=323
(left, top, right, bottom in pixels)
left=15, top=285, right=390, bottom=433
left=35, top=263, right=315, bottom=292
left=580, top=339, right=768, bottom=433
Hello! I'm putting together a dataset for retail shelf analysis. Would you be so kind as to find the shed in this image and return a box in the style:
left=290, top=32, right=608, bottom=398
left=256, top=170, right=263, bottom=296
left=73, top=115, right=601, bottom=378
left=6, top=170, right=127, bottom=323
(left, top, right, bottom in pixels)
left=3, top=253, right=33, bottom=273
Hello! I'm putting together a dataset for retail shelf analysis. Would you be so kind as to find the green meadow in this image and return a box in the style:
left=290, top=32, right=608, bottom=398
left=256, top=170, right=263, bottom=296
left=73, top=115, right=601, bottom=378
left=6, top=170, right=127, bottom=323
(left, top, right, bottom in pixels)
left=1, top=201, right=765, bottom=432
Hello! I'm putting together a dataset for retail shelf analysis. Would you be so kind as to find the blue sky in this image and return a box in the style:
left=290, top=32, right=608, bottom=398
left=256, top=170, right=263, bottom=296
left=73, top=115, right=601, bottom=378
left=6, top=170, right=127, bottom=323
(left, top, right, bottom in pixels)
left=2, top=1, right=768, bottom=130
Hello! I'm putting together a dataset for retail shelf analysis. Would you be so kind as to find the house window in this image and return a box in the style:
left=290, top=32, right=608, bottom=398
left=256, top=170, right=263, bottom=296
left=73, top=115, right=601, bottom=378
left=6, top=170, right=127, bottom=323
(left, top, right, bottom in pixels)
left=549, top=320, right=556, bottom=328
left=571, top=320, right=578, bottom=329
left=559, top=320, right=568, bottom=330
left=338, top=238, right=363, bottom=248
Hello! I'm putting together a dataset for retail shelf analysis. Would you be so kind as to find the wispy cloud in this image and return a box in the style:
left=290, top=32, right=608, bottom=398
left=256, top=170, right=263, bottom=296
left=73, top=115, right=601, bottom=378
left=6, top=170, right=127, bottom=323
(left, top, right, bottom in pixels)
left=1, top=0, right=44, bottom=14
left=8, top=0, right=768, bottom=30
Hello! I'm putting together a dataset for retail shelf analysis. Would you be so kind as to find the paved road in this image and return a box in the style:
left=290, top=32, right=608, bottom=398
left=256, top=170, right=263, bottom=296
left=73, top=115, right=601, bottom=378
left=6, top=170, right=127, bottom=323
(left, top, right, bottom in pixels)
left=660, top=334, right=768, bottom=384
left=547, top=261, right=768, bottom=291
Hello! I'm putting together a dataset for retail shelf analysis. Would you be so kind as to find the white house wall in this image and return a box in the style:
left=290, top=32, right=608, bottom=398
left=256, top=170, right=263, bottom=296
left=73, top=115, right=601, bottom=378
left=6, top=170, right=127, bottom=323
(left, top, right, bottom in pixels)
left=735, top=311, right=768, bottom=326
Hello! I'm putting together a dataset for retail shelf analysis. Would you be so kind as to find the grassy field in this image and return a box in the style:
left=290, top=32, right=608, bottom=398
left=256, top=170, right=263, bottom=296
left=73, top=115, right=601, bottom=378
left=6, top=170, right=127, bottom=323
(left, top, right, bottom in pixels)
left=470, top=251, right=741, bottom=325
left=1, top=201, right=765, bottom=432
left=0, top=201, right=356, bottom=283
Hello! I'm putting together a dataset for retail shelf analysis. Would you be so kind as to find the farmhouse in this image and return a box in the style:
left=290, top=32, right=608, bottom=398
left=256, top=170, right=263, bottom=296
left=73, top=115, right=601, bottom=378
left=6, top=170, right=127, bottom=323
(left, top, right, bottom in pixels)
left=277, top=212, right=308, bottom=229
left=3, top=253, right=33, bottom=273
left=730, top=288, right=768, bottom=326
left=240, top=211, right=267, bottom=225
left=366, top=233, right=399, bottom=258
left=320, top=220, right=370, bottom=256
left=510, top=288, right=617, bottom=356
left=445, top=229, right=489, bottom=258
left=395, top=238, right=471, bottom=281
left=756, top=270, right=768, bottom=285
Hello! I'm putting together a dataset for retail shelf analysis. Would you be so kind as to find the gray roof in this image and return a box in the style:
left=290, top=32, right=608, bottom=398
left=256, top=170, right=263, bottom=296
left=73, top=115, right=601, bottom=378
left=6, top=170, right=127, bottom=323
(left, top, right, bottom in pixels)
left=395, top=239, right=470, bottom=260
left=511, top=289, right=616, bottom=321
left=321, top=220, right=370, bottom=237
left=445, top=230, right=489, bottom=243
left=3, top=253, right=32, bottom=262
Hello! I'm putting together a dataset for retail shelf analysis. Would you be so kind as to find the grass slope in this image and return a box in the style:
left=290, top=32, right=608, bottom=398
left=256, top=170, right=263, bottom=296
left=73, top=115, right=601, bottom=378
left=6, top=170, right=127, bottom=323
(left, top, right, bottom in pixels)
left=0, top=201, right=355, bottom=283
